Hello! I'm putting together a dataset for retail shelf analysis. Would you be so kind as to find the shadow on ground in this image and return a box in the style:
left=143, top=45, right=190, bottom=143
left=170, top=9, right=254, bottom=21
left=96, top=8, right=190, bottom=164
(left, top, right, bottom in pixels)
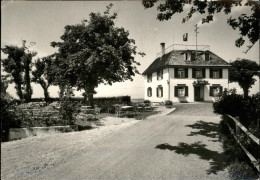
left=155, top=141, right=229, bottom=174
left=185, top=120, right=219, bottom=140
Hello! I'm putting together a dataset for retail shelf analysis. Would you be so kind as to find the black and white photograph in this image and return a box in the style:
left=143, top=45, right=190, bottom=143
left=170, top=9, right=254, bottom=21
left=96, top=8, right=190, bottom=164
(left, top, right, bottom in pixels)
left=1, top=0, right=260, bottom=179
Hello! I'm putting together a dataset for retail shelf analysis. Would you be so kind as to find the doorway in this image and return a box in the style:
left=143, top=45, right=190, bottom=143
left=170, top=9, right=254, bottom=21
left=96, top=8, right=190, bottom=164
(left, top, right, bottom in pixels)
left=194, top=87, right=201, bottom=101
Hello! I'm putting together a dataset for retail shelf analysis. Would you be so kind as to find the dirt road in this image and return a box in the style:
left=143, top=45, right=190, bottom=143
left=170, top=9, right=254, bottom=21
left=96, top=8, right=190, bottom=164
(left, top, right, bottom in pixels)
left=1, top=103, right=230, bottom=180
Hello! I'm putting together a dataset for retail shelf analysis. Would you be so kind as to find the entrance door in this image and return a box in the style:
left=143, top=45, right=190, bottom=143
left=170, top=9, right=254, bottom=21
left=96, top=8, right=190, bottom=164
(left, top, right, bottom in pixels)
left=194, top=87, right=200, bottom=101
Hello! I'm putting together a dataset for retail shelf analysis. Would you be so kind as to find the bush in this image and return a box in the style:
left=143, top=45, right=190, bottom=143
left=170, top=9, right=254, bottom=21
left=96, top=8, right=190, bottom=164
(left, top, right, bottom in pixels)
left=93, top=96, right=131, bottom=113
left=214, top=90, right=260, bottom=178
left=59, top=96, right=78, bottom=125
left=229, top=161, right=257, bottom=179
left=165, top=100, right=173, bottom=106
left=1, top=95, right=19, bottom=142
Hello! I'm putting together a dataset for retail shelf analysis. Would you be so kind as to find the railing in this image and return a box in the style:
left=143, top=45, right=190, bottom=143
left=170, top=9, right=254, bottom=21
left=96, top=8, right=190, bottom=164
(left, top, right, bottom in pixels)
left=226, top=115, right=260, bottom=178
left=156, top=44, right=210, bottom=58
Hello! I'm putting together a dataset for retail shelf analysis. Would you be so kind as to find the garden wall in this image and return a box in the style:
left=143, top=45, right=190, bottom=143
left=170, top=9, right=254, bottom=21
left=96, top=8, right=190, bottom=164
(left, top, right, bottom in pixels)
left=8, top=125, right=78, bottom=141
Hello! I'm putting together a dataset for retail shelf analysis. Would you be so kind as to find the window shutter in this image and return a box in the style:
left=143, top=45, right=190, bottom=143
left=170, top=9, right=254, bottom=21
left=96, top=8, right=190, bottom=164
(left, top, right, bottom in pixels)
left=151, top=88, right=152, bottom=96
left=219, top=69, right=223, bottom=78
left=219, top=86, right=223, bottom=94
left=192, top=68, right=195, bottom=78
left=185, top=68, right=188, bottom=78
left=209, top=86, right=213, bottom=96
left=174, top=86, right=178, bottom=97
left=161, top=87, right=163, bottom=97
left=210, top=68, right=213, bottom=78
left=185, top=86, right=188, bottom=96
left=147, top=88, right=149, bottom=97
left=174, top=68, right=178, bottom=78
left=202, top=69, right=205, bottom=78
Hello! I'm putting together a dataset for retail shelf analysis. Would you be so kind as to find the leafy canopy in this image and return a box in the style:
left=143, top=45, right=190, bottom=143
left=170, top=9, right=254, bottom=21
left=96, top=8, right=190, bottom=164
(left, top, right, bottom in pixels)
left=51, top=4, right=145, bottom=94
left=229, top=58, right=260, bottom=97
left=142, top=0, right=259, bottom=53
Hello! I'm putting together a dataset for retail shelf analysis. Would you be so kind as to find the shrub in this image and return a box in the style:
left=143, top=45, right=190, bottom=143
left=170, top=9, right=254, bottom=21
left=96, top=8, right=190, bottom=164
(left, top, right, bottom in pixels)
left=165, top=100, right=173, bottom=106
left=229, top=161, right=257, bottom=179
left=214, top=90, right=260, bottom=178
left=143, top=100, right=151, bottom=105
left=59, top=96, right=78, bottom=125
left=1, top=94, right=19, bottom=142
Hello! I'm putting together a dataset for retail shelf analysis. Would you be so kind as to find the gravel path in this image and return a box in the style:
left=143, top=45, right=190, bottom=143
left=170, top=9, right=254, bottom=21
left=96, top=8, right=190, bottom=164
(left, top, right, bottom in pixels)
left=1, top=107, right=174, bottom=180
left=1, top=104, right=229, bottom=180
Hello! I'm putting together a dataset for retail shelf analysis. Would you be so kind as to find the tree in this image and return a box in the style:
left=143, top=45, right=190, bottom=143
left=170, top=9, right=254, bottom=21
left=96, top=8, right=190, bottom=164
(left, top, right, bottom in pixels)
left=142, top=0, right=259, bottom=53
left=229, top=59, right=260, bottom=97
left=1, top=41, right=36, bottom=101
left=1, top=45, right=25, bottom=100
left=51, top=4, right=145, bottom=105
left=22, top=40, right=37, bottom=102
left=32, top=56, right=53, bottom=102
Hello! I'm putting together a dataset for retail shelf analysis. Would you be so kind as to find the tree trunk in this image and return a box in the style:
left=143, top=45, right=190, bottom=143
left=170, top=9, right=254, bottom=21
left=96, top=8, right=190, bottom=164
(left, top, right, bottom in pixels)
left=243, top=87, right=249, bottom=98
left=59, top=84, right=65, bottom=98
left=83, top=87, right=95, bottom=107
left=15, top=83, right=23, bottom=101
left=24, top=57, right=32, bottom=102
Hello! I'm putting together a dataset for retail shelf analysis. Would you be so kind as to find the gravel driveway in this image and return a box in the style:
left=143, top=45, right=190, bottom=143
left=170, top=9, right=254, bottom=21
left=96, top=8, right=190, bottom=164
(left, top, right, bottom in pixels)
left=1, top=103, right=229, bottom=180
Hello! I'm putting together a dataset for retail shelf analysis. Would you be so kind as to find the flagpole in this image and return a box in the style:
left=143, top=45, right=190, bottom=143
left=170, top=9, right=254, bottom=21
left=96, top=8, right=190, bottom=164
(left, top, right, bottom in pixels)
left=195, top=24, right=199, bottom=59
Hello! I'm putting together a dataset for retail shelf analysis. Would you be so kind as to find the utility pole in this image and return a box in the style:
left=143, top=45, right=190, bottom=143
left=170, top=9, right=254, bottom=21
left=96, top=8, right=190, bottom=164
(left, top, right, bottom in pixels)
left=194, top=24, right=199, bottom=59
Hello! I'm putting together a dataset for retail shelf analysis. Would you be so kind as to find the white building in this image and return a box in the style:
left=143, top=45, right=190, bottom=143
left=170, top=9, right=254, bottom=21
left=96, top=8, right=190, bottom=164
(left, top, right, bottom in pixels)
left=143, top=43, right=231, bottom=103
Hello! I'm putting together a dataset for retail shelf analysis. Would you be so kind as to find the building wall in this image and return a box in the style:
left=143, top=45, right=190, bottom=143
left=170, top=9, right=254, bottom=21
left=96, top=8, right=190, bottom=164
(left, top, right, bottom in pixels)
left=144, top=67, right=229, bottom=103
left=144, top=68, right=169, bottom=102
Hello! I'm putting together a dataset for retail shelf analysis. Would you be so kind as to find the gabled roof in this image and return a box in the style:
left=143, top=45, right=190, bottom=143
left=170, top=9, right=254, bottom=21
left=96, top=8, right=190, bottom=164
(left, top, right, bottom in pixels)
left=142, top=50, right=230, bottom=75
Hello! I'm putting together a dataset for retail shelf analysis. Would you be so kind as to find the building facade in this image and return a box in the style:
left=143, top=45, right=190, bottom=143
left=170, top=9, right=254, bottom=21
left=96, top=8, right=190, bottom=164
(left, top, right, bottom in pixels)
left=143, top=44, right=230, bottom=103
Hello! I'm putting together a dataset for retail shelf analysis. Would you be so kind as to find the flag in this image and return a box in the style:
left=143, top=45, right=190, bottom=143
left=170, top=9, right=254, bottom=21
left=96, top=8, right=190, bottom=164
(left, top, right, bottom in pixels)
left=183, top=33, right=188, bottom=41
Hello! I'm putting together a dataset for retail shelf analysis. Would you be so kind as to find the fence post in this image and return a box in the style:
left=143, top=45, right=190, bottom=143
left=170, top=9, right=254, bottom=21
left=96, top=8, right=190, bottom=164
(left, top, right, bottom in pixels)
left=235, top=116, right=240, bottom=135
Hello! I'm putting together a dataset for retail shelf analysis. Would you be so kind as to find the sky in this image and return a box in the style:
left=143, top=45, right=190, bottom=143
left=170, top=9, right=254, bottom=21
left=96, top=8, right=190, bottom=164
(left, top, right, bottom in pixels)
left=1, top=0, right=259, bottom=99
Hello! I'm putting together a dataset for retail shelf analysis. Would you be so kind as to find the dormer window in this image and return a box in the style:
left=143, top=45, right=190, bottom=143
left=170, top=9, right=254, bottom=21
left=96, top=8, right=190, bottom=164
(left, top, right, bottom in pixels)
left=157, top=69, right=163, bottom=80
left=147, top=74, right=152, bottom=83
left=184, top=52, right=191, bottom=61
left=205, top=52, right=210, bottom=61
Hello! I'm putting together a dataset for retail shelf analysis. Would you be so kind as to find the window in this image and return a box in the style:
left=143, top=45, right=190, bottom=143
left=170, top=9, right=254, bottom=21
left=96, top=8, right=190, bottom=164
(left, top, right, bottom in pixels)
left=184, top=53, right=191, bottom=61
left=175, top=68, right=188, bottom=78
left=213, top=70, right=219, bottom=78
left=205, top=52, right=210, bottom=61
left=157, top=70, right=163, bottom=80
left=174, top=86, right=188, bottom=97
left=178, top=88, right=185, bottom=97
left=147, top=74, right=152, bottom=83
left=178, top=69, right=185, bottom=78
left=156, top=86, right=163, bottom=97
left=210, top=85, right=223, bottom=96
left=210, top=69, right=223, bottom=79
left=192, top=68, right=205, bottom=78
left=147, top=87, right=152, bottom=97
left=195, top=70, right=203, bottom=78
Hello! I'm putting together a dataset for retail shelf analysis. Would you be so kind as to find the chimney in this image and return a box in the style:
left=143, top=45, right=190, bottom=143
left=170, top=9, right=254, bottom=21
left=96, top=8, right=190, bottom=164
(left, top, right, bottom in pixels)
left=160, top=42, right=165, bottom=56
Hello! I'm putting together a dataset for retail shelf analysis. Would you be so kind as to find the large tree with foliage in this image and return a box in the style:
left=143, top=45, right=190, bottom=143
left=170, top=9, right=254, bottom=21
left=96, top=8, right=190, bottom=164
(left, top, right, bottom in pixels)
left=51, top=4, right=144, bottom=105
left=32, top=56, right=54, bottom=102
left=142, top=0, right=259, bottom=52
left=229, top=59, right=260, bottom=97
left=1, top=41, right=36, bottom=102
left=1, top=45, right=25, bottom=100
left=22, top=41, right=37, bottom=102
